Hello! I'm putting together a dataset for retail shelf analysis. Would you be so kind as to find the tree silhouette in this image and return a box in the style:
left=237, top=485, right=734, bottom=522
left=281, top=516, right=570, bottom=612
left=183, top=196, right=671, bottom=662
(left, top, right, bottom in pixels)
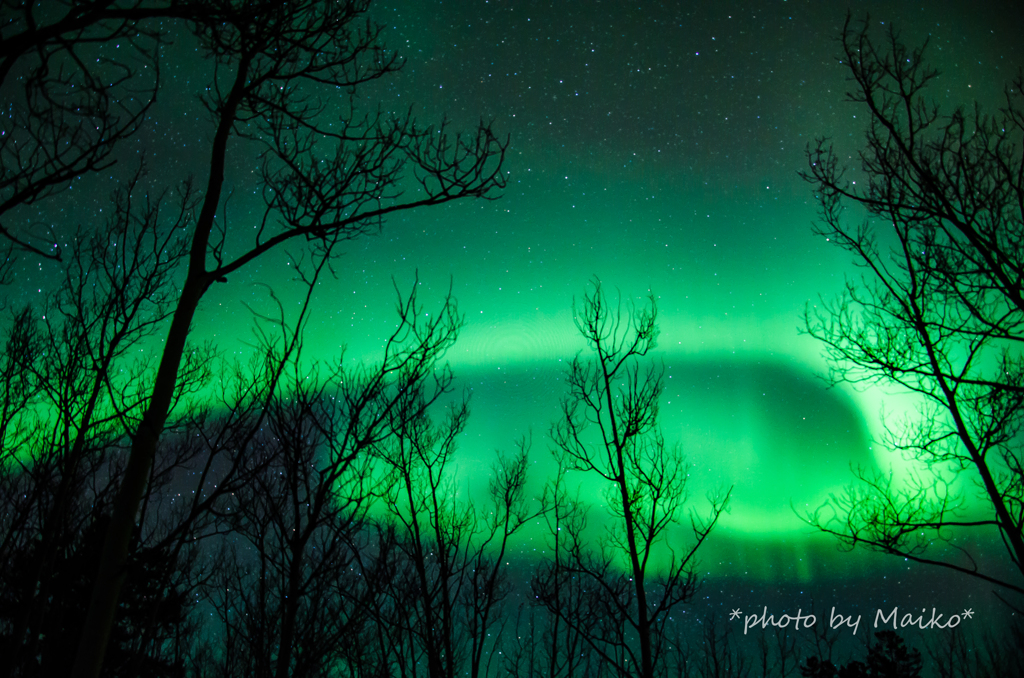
left=518, top=472, right=602, bottom=678
left=680, top=612, right=752, bottom=678
left=373, top=395, right=540, bottom=678
left=752, top=623, right=799, bottom=678
left=0, top=513, right=192, bottom=678
left=538, top=280, right=730, bottom=678
left=801, top=15, right=1024, bottom=600
left=14, top=2, right=509, bottom=675
left=800, top=631, right=921, bottom=678
left=202, top=280, right=463, bottom=678
left=926, top=618, right=1024, bottom=677
left=0, top=0, right=210, bottom=264
left=866, top=631, right=922, bottom=678
left=0, top=173, right=205, bottom=672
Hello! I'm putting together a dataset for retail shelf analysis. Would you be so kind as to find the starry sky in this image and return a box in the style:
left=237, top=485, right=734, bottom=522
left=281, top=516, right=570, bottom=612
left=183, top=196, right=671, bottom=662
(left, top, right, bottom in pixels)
left=17, top=0, right=1024, bottom=634
left=295, top=0, right=1022, bottom=576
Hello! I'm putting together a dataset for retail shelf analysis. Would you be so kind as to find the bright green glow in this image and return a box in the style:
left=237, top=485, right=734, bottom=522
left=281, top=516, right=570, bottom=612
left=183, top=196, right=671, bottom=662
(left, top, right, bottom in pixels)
left=14, top=1, right=1016, bottom=589
left=180, top=176, right=884, bottom=583
left=449, top=358, right=872, bottom=531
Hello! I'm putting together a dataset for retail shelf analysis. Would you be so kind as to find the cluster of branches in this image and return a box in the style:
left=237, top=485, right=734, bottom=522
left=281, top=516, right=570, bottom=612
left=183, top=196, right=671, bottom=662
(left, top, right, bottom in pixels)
left=2, top=8, right=731, bottom=663
left=0, top=232, right=735, bottom=678
left=0, top=220, right=532, bottom=678
left=523, top=281, right=731, bottom=678
left=1, top=0, right=163, bottom=264
left=0, top=104, right=1018, bottom=678
left=13, top=0, right=1023, bottom=674
left=0, top=2, right=740, bottom=675
left=198, top=280, right=544, bottom=678
left=2, top=1, right=508, bottom=675
left=9, top=232, right=986, bottom=677
left=800, top=15, right=1024, bottom=602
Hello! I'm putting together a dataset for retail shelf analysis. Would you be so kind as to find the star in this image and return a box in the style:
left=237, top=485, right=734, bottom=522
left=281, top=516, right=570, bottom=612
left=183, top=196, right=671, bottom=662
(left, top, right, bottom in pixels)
left=729, top=608, right=742, bottom=620
left=962, top=608, right=974, bottom=619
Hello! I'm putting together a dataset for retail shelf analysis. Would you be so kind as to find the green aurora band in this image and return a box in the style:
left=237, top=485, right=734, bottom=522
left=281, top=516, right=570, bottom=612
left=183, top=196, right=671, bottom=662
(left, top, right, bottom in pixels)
left=14, top=0, right=1023, bottom=591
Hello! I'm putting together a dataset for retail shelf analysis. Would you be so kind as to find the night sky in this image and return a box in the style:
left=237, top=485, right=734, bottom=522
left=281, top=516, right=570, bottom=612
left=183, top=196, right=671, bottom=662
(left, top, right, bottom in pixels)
left=16, top=0, right=1024, bottom=647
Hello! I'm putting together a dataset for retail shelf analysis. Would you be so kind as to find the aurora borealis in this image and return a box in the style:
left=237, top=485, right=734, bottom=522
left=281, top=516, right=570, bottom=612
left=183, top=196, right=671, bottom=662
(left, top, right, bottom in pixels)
left=264, top=0, right=1022, bottom=579
left=8, top=0, right=1024, bottom=664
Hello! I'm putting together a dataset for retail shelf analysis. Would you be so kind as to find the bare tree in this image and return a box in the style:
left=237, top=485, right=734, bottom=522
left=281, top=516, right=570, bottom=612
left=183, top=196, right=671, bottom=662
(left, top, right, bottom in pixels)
left=462, top=442, right=539, bottom=678
left=540, top=280, right=731, bottom=678
left=53, top=1, right=506, bottom=675
left=753, top=625, right=799, bottom=678
left=522, top=471, right=606, bottom=678
left=799, top=631, right=922, bottom=678
left=0, top=172, right=199, bottom=672
left=202, top=278, right=463, bottom=678
left=801, top=15, right=1024, bottom=601
left=373, top=396, right=540, bottom=678
left=682, top=613, right=751, bottom=678
left=208, top=384, right=376, bottom=678
left=0, top=0, right=172, bottom=262
left=926, top=619, right=1024, bottom=678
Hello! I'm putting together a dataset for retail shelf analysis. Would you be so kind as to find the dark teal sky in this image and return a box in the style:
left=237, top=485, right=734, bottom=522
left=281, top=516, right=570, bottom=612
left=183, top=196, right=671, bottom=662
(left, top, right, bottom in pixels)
left=16, top=0, right=1024, bottom=614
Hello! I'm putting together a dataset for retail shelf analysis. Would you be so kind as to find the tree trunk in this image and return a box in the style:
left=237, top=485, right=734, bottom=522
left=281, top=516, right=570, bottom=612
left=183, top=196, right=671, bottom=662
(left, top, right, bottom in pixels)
left=70, top=277, right=206, bottom=678
left=69, top=52, right=249, bottom=678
